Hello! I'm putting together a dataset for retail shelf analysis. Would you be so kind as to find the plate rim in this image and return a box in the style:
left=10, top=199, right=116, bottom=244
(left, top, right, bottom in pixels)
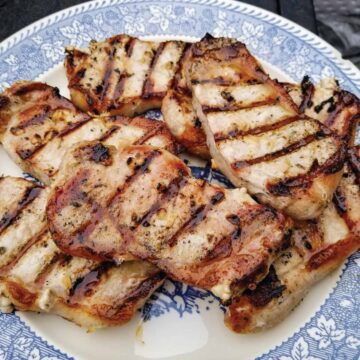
left=0, top=1, right=359, bottom=359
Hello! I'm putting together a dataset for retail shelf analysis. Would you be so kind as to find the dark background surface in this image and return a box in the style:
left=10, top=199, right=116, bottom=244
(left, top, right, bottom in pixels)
left=0, top=0, right=359, bottom=67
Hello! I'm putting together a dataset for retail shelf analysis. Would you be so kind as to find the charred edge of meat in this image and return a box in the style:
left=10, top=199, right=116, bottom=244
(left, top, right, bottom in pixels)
left=68, top=262, right=114, bottom=301
left=268, top=140, right=346, bottom=196
left=122, top=270, right=166, bottom=306
left=173, top=43, right=192, bottom=92
left=0, top=186, right=42, bottom=235
left=0, top=95, right=10, bottom=109
left=11, top=82, right=50, bottom=97
left=299, top=75, right=315, bottom=113
left=65, top=48, right=88, bottom=71
left=232, top=129, right=328, bottom=170
left=333, top=187, right=347, bottom=215
left=306, top=235, right=360, bottom=271
left=325, top=90, right=360, bottom=138
left=280, top=229, right=293, bottom=252
left=6, top=280, right=37, bottom=307
left=99, top=271, right=166, bottom=322
left=191, top=36, right=242, bottom=59
left=347, top=146, right=360, bottom=184
left=241, top=266, right=286, bottom=308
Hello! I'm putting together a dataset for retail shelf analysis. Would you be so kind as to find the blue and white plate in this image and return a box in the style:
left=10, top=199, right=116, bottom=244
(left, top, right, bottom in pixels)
left=0, top=1, right=359, bottom=359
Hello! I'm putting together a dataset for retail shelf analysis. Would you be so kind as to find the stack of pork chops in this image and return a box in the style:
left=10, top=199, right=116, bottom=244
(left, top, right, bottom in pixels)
left=0, top=33, right=359, bottom=333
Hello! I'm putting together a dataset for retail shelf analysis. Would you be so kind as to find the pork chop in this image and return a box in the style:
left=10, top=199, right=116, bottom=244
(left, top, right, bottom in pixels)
left=47, top=142, right=292, bottom=301
left=65, top=35, right=187, bottom=116
left=187, top=36, right=347, bottom=220
left=0, top=176, right=165, bottom=329
left=225, top=146, right=360, bottom=332
left=0, top=81, right=180, bottom=184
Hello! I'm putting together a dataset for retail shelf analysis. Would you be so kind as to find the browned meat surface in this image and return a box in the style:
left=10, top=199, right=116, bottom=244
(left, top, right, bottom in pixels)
left=0, top=176, right=164, bottom=329
left=225, top=146, right=360, bottom=333
left=47, top=142, right=292, bottom=301
left=0, top=81, right=180, bottom=184
left=187, top=36, right=348, bottom=220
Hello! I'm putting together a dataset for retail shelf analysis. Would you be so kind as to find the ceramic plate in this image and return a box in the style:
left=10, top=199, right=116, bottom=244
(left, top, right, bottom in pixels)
left=0, top=1, right=359, bottom=359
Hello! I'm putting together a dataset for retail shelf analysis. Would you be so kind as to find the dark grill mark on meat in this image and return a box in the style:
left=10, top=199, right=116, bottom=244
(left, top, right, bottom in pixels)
left=0, top=186, right=42, bottom=235
left=306, top=236, right=359, bottom=271
left=107, top=149, right=162, bottom=208
left=99, top=126, right=119, bottom=142
left=125, top=37, right=136, bottom=57
left=99, top=47, right=116, bottom=103
left=214, top=116, right=301, bottom=142
left=226, top=214, right=242, bottom=241
left=133, top=122, right=164, bottom=146
left=242, top=266, right=286, bottom=307
left=314, top=96, right=336, bottom=114
left=0, top=228, right=48, bottom=275
left=34, top=252, right=63, bottom=285
left=268, top=141, right=346, bottom=196
left=58, top=115, right=91, bottom=138
left=111, top=38, right=133, bottom=102
left=333, top=188, right=347, bottom=215
left=203, top=98, right=278, bottom=114
left=167, top=191, right=225, bottom=247
left=11, top=82, right=49, bottom=96
left=202, top=236, right=232, bottom=263
left=0, top=95, right=10, bottom=109
left=69, top=262, right=114, bottom=301
left=135, top=176, right=189, bottom=229
left=143, top=42, right=165, bottom=98
left=173, top=43, right=192, bottom=91
left=299, top=75, right=315, bottom=113
left=10, top=106, right=52, bottom=134
left=112, top=74, right=128, bottom=103
left=232, top=130, right=327, bottom=170
left=348, top=146, right=360, bottom=185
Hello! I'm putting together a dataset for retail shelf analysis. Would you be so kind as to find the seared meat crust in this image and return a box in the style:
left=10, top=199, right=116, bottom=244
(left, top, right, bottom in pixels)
left=187, top=36, right=347, bottom=220
left=47, top=142, right=292, bottom=301
left=0, top=81, right=180, bottom=184
left=65, top=35, right=187, bottom=116
left=225, top=146, right=360, bottom=333
left=0, top=177, right=164, bottom=329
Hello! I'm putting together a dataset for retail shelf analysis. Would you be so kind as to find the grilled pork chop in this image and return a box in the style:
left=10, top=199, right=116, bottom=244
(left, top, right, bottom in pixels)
left=187, top=36, right=347, bottom=220
left=161, top=80, right=311, bottom=159
left=0, top=176, right=165, bottom=329
left=0, top=81, right=179, bottom=184
left=225, top=146, right=360, bottom=332
left=47, top=142, right=292, bottom=301
left=65, top=35, right=187, bottom=116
